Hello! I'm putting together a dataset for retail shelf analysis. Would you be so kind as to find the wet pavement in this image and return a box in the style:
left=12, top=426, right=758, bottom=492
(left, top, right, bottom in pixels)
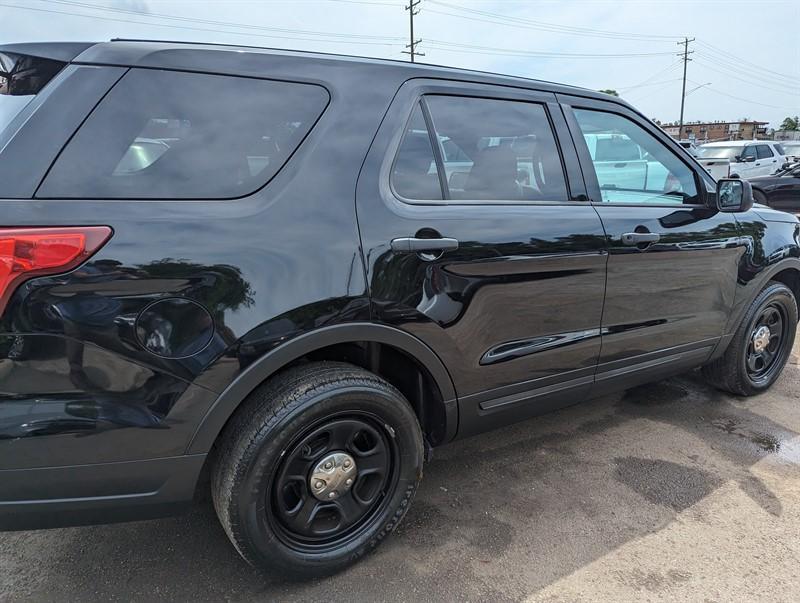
left=1, top=342, right=799, bottom=602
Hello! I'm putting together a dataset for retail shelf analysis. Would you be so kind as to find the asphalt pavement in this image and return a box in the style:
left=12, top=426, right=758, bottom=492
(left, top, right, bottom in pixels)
left=2, top=340, right=799, bottom=602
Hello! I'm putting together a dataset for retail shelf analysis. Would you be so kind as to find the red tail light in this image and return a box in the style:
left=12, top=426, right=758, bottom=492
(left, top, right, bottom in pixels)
left=0, top=226, right=112, bottom=315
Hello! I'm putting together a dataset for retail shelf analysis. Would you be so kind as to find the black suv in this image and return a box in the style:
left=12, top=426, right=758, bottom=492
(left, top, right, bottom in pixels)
left=1, top=41, right=798, bottom=578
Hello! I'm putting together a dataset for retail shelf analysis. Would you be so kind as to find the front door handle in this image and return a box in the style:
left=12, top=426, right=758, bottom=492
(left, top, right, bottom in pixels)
left=390, top=237, right=459, bottom=253
left=621, top=232, right=660, bottom=246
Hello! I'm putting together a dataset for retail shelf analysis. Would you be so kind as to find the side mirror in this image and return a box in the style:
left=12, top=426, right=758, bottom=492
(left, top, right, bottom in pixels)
left=740, top=155, right=756, bottom=163
left=716, top=178, right=754, bottom=212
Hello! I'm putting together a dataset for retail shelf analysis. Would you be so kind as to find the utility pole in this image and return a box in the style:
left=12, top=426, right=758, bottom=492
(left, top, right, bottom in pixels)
left=403, top=0, right=424, bottom=62
left=677, top=37, right=695, bottom=139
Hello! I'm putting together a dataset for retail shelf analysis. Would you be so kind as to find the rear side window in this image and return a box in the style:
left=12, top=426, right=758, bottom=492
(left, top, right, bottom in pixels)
left=38, top=69, right=329, bottom=199
left=392, top=95, right=568, bottom=202
left=756, top=145, right=774, bottom=159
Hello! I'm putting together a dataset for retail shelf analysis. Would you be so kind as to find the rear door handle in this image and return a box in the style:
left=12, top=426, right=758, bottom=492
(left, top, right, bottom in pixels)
left=390, top=237, right=459, bottom=253
left=621, top=232, right=660, bottom=246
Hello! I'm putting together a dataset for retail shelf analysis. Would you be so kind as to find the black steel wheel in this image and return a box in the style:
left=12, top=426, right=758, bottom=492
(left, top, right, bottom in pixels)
left=270, top=413, right=396, bottom=550
left=745, top=302, right=789, bottom=386
left=212, top=362, right=423, bottom=578
left=702, top=281, right=797, bottom=396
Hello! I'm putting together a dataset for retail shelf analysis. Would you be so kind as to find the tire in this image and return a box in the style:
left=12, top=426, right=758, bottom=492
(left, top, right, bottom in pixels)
left=753, top=189, right=768, bottom=205
left=211, top=361, right=424, bottom=579
left=702, top=281, right=798, bottom=396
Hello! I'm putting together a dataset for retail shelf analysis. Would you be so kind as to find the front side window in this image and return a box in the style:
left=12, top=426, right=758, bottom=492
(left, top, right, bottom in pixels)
left=756, top=145, right=774, bottom=159
left=740, top=146, right=757, bottom=160
left=573, top=109, right=699, bottom=205
left=39, top=69, right=329, bottom=199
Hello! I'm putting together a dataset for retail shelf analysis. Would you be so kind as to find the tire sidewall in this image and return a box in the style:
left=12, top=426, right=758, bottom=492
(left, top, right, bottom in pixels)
left=235, top=384, right=422, bottom=575
left=738, top=284, right=797, bottom=392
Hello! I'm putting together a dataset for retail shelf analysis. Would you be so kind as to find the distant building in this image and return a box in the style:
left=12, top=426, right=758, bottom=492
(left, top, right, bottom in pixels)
left=774, top=129, right=800, bottom=141
left=661, top=120, right=769, bottom=142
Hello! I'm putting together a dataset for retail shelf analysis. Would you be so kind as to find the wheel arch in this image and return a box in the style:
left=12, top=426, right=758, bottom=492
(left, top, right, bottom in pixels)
left=186, top=322, right=458, bottom=455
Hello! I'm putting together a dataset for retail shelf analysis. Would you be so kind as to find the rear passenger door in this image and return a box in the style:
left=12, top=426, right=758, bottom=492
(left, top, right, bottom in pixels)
left=356, top=81, right=608, bottom=436
left=560, top=95, right=741, bottom=391
left=756, top=144, right=779, bottom=175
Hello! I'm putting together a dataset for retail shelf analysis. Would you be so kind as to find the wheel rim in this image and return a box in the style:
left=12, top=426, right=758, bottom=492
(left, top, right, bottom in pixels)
left=746, top=302, right=789, bottom=385
left=269, top=413, right=396, bottom=550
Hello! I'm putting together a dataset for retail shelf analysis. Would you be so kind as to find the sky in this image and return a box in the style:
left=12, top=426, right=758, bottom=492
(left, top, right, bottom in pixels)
left=3, top=0, right=799, bottom=128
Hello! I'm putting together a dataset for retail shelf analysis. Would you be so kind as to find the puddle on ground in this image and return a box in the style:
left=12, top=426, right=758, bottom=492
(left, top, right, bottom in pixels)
left=749, top=432, right=781, bottom=453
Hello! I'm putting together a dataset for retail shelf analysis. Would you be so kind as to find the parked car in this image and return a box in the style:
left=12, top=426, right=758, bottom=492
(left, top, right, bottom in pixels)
left=750, top=162, right=800, bottom=212
left=697, top=140, right=789, bottom=178
left=1, top=41, right=799, bottom=580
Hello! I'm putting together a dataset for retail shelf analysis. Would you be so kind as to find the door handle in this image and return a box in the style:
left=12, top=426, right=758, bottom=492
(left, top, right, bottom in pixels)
left=390, top=237, right=459, bottom=253
left=621, top=232, right=660, bottom=246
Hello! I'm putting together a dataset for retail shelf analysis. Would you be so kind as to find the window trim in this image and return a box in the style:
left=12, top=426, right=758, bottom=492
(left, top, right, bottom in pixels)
left=560, top=99, right=711, bottom=209
left=388, top=91, right=580, bottom=207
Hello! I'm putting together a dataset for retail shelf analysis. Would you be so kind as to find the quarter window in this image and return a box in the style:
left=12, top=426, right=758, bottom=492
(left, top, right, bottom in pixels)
left=392, top=103, right=443, bottom=200
left=573, top=109, right=699, bottom=205
left=391, top=95, right=568, bottom=202
left=38, top=69, right=329, bottom=199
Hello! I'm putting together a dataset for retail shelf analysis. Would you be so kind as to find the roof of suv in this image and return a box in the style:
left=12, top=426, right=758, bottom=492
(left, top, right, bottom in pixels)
left=1, top=39, right=618, bottom=104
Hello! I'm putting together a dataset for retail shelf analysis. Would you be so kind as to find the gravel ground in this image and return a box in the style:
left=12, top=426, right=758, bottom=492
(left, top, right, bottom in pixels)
left=2, top=340, right=799, bottom=602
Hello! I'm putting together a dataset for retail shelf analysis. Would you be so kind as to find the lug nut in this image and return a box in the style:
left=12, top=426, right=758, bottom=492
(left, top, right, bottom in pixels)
left=315, top=480, right=325, bottom=489
left=343, top=459, right=351, bottom=468
left=345, top=478, right=353, bottom=486
left=324, top=461, right=333, bottom=469
left=328, top=491, right=337, bottom=498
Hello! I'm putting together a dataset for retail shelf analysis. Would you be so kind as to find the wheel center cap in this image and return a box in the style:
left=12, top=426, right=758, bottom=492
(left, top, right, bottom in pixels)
left=310, top=452, right=357, bottom=501
left=753, top=325, right=771, bottom=352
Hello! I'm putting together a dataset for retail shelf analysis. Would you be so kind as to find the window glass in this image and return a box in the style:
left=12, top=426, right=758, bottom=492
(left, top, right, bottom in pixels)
left=391, top=102, right=443, bottom=200
left=573, top=109, right=698, bottom=205
left=740, top=146, right=756, bottom=160
left=774, top=144, right=787, bottom=156
left=39, top=69, right=328, bottom=199
left=756, top=145, right=774, bottom=159
left=425, top=95, right=568, bottom=201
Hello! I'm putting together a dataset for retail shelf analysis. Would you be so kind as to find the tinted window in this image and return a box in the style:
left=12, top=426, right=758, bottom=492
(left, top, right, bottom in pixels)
left=391, top=102, right=443, bottom=200
left=426, top=96, right=567, bottom=201
left=39, top=69, right=328, bottom=199
left=573, top=109, right=698, bottom=205
left=774, top=144, right=787, bottom=156
left=756, top=145, right=774, bottom=159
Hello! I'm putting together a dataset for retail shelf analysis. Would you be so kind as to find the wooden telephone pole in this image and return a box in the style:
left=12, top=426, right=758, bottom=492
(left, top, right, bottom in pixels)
left=677, top=37, right=695, bottom=138
left=403, top=0, right=424, bottom=62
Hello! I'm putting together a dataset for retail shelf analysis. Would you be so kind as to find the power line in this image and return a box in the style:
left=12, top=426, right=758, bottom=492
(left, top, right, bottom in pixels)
left=695, top=39, right=797, bottom=82
left=426, top=0, right=683, bottom=42
left=38, top=0, right=405, bottom=42
left=685, top=79, right=796, bottom=111
left=615, top=60, right=684, bottom=91
left=425, top=39, right=676, bottom=58
left=693, top=55, right=799, bottom=95
left=402, top=0, right=424, bottom=62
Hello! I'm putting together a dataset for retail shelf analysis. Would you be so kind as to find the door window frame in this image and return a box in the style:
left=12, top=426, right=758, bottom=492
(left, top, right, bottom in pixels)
left=557, top=93, right=715, bottom=209
left=384, top=79, right=589, bottom=207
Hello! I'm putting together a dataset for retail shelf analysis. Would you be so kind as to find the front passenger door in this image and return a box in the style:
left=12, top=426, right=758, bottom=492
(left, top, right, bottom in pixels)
left=561, top=97, right=743, bottom=391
